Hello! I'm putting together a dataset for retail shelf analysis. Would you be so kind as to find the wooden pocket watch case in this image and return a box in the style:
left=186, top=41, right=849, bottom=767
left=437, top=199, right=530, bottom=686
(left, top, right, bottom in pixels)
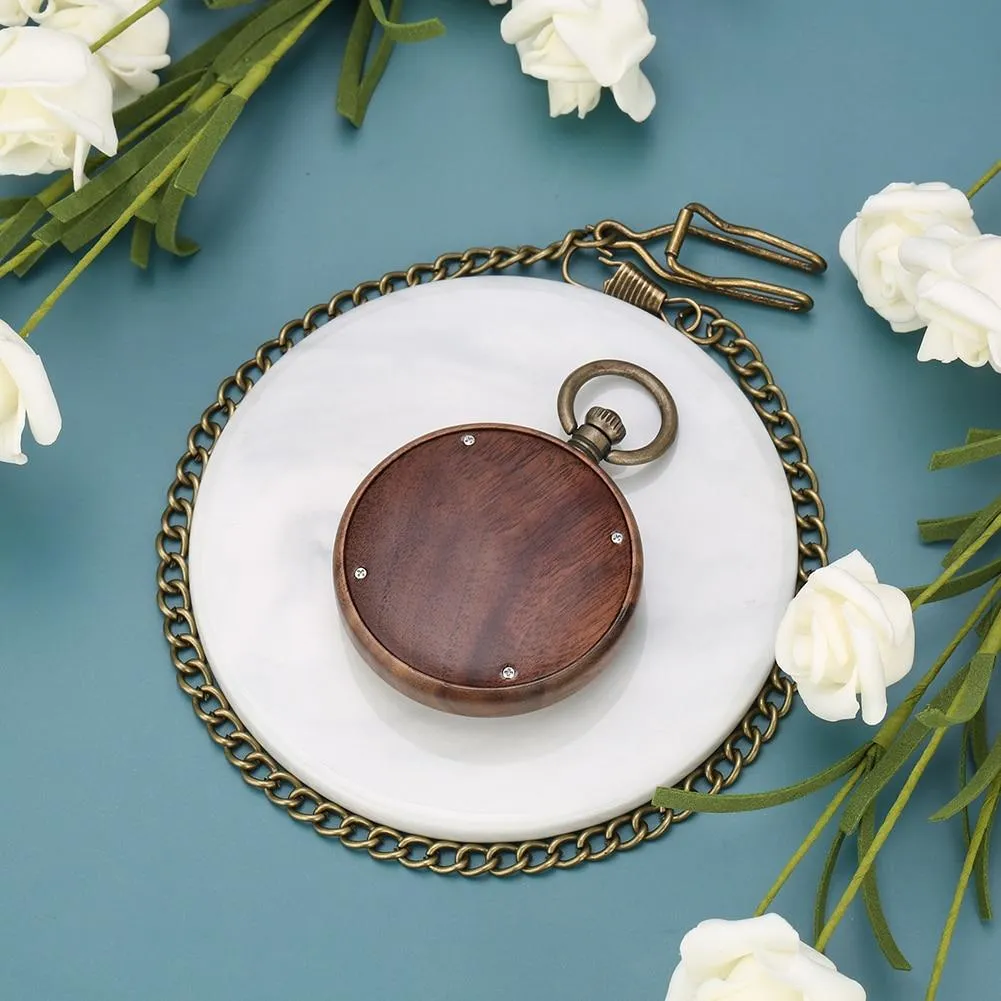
left=333, top=360, right=678, bottom=717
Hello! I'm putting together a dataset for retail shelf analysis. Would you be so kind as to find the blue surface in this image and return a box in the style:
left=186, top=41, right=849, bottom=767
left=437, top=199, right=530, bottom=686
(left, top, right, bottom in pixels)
left=3, top=1, right=1001, bottom=997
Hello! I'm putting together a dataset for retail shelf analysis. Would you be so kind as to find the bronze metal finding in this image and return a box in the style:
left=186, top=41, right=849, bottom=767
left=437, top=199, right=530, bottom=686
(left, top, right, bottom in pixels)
left=563, top=201, right=826, bottom=312
left=558, top=360, right=678, bottom=466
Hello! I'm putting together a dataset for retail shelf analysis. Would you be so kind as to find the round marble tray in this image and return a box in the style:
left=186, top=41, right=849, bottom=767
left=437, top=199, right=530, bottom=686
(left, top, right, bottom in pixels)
left=187, top=276, right=798, bottom=842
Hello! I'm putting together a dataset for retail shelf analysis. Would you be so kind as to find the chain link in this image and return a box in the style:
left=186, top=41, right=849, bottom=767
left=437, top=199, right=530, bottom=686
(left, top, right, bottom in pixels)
left=156, top=229, right=827, bottom=877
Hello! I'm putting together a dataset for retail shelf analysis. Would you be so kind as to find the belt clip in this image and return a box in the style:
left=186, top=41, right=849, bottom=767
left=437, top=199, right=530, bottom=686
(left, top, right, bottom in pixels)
left=597, top=202, right=827, bottom=315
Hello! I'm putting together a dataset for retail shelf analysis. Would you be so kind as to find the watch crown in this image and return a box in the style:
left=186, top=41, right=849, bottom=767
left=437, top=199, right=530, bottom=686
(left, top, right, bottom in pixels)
left=584, top=406, right=626, bottom=445
left=566, top=406, right=627, bottom=464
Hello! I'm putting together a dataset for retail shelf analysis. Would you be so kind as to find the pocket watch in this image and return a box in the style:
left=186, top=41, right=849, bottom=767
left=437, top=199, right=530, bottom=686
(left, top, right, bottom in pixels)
left=334, top=360, right=678, bottom=717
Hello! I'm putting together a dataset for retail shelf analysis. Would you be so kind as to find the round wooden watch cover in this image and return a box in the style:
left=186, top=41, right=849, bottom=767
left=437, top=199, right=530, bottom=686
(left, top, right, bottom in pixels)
left=334, top=424, right=642, bottom=716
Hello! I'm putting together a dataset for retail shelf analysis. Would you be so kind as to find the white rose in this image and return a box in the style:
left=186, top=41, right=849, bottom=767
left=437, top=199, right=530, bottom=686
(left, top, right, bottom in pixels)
left=775, top=551, right=914, bottom=725
left=839, top=182, right=979, bottom=332
left=497, top=0, right=656, bottom=122
left=0, top=26, right=117, bottom=189
left=0, top=0, right=44, bottom=26
left=0, top=320, right=62, bottom=465
left=899, top=232, right=1001, bottom=370
left=40, top=0, right=170, bottom=111
left=666, top=915, right=866, bottom=1001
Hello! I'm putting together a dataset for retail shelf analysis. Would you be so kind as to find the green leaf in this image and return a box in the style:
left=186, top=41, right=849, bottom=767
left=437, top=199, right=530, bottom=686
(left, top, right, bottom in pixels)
left=972, top=703, right=990, bottom=767
left=337, top=0, right=383, bottom=127
left=962, top=714, right=993, bottom=920
left=961, top=724, right=974, bottom=868
left=12, top=243, right=46, bottom=278
left=215, top=23, right=305, bottom=86
left=652, top=746, right=870, bottom=813
left=129, top=218, right=153, bottom=269
left=150, top=94, right=250, bottom=262
left=975, top=795, right=997, bottom=920
left=114, top=71, right=204, bottom=134
left=338, top=0, right=446, bottom=127
left=0, top=198, right=47, bottom=262
left=943, top=493, right=1001, bottom=568
left=37, top=114, right=209, bottom=253
left=926, top=781, right=1001, bottom=1000
left=919, top=512, right=977, bottom=544
left=967, top=428, right=1001, bottom=445
left=164, top=9, right=261, bottom=83
left=0, top=196, right=30, bottom=218
left=153, top=179, right=200, bottom=257
left=976, top=601, right=1001, bottom=641
left=367, top=0, right=445, bottom=42
left=173, top=93, right=246, bottom=196
left=918, top=652, right=997, bottom=728
left=204, top=0, right=257, bottom=8
left=814, top=829, right=847, bottom=943
left=905, top=555, right=1001, bottom=603
left=46, top=111, right=201, bottom=224
left=211, top=0, right=319, bottom=79
left=841, top=664, right=971, bottom=833
left=858, top=801, right=911, bottom=969
left=136, top=198, right=159, bottom=224
left=931, top=731, right=1001, bottom=821
left=930, top=435, right=1001, bottom=469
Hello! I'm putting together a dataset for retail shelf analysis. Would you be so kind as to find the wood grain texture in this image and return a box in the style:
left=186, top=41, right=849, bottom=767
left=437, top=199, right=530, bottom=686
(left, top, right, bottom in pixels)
left=334, top=424, right=642, bottom=716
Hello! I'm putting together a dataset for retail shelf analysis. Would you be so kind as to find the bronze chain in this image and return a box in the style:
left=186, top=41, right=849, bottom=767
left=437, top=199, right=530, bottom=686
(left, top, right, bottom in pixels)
left=156, top=225, right=827, bottom=877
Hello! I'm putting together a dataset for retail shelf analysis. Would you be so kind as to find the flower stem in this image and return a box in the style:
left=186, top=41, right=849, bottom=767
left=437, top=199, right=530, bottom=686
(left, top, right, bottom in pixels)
left=875, top=574, right=1001, bottom=748
left=123, top=82, right=202, bottom=144
left=968, top=159, right=1001, bottom=200
left=816, top=728, right=945, bottom=951
left=925, top=778, right=1001, bottom=1001
left=754, top=761, right=868, bottom=916
left=0, top=240, right=45, bottom=281
left=18, top=131, right=204, bottom=339
left=232, top=0, right=337, bottom=101
left=911, top=510, right=1001, bottom=611
left=90, top=0, right=168, bottom=53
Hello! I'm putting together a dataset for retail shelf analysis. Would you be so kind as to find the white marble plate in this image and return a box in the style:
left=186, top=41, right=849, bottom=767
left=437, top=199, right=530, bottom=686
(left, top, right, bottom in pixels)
left=188, top=277, right=797, bottom=842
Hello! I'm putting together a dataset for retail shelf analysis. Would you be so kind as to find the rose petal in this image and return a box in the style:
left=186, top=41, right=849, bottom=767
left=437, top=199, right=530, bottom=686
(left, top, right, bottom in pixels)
left=679, top=915, right=800, bottom=980
left=796, top=675, right=861, bottom=722
left=552, top=2, right=654, bottom=87
left=610, top=65, right=655, bottom=122
left=0, top=320, right=60, bottom=446
left=843, top=603, right=888, bottom=724
left=0, top=26, right=90, bottom=88
left=838, top=218, right=860, bottom=277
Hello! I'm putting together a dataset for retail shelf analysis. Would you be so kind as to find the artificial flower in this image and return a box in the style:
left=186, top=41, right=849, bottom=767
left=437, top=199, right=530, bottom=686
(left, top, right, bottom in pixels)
left=0, top=319, right=61, bottom=465
left=0, top=0, right=43, bottom=26
left=665, top=915, right=866, bottom=1001
left=0, top=25, right=117, bottom=189
left=839, top=182, right=979, bottom=332
left=493, top=0, right=656, bottom=122
left=900, top=231, right=1001, bottom=370
left=774, top=550, right=914, bottom=725
left=40, top=0, right=170, bottom=111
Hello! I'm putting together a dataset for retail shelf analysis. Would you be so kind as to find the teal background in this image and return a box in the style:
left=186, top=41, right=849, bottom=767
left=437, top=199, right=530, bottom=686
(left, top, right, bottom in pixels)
left=2, top=0, right=1001, bottom=997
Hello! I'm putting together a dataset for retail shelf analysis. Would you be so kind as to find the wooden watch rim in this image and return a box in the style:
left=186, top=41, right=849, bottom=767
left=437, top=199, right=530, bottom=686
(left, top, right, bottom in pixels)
left=332, top=423, right=643, bottom=716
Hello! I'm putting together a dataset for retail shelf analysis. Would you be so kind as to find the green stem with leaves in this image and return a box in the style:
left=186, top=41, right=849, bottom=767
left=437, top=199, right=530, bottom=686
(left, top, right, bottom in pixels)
left=20, top=131, right=204, bottom=338
left=15, top=0, right=335, bottom=339
left=755, top=761, right=868, bottom=915
left=926, top=778, right=1001, bottom=1000
left=816, top=728, right=946, bottom=951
